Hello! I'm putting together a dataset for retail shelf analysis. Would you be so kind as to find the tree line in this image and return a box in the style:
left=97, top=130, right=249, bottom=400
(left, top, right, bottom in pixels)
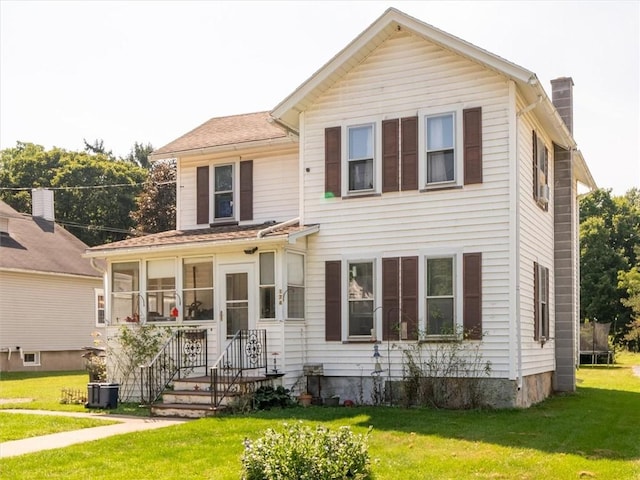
left=1, top=141, right=638, bottom=349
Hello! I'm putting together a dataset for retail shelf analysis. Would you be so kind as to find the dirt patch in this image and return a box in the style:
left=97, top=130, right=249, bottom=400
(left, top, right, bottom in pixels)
left=0, top=398, right=32, bottom=404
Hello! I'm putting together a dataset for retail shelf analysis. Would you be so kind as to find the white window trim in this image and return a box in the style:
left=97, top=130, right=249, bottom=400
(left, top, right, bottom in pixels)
left=418, top=105, right=464, bottom=189
left=22, top=351, right=40, bottom=367
left=95, top=288, right=105, bottom=327
left=145, top=257, right=178, bottom=323
left=259, top=250, right=277, bottom=321
left=342, top=256, right=379, bottom=341
left=110, top=260, right=141, bottom=324
left=181, top=256, right=215, bottom=322
left=341, top=120, right=381, bottom=196
left=212, top=162, right=237, bottom=222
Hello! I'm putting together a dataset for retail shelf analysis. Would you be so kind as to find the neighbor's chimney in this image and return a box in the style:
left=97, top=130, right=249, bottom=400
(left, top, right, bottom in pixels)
left=551, top=77, right=574, bottom=135
left=32, top=188, right=55, bottom=221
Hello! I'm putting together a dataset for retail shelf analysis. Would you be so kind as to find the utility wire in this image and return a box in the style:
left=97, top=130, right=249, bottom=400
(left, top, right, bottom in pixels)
left=0, top=180, right=176, bottom=192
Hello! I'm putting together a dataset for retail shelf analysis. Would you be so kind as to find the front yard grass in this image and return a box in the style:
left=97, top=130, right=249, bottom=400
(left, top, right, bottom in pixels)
left=0, top=353, right=638, bottom=479
left=0, top=413, right=116, bottom=442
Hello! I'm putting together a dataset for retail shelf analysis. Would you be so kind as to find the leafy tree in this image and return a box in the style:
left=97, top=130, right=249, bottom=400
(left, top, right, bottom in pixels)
left=123, top=141, right=154, bottom=169
left=130, top=159, right=176, bottom=234
left=0, top=142, right=146, bottom=246
left=618, top=265, right=640, bottom=351
left=83, top=138, right=114, bottom=158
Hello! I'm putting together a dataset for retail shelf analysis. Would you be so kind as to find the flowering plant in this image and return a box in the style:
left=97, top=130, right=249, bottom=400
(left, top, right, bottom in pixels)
left=82, top=331, right=107, bottom=382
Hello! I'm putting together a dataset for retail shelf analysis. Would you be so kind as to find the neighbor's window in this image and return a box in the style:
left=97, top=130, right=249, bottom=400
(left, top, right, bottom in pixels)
left=287, top=253, right=305, bottom=319
left=95, top=289, right=105, bottom=326
left=23, top=351, right=40, bottom=366
left=214, top=164, right=234, bottom=220
left=535, top=262, right=550, bottom=340
left=348, top=261, right=375, bottom=337
left=111, top=262, right=140, bottom=323
left=348, top=124, right=375, bottom=192
left=260, top=252, right=276, bottom=319
left=533, top=131, right=549, bottom=208
left=426, top=113, right=455, bottom=184
left=426, top=257, right=455, bottom=335
left=182, top=258, right=214, bottom=321
left=147, top=259, right=176, bottom=321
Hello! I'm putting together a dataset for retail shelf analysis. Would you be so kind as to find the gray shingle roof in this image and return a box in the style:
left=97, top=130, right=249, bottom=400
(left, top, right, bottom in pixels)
left=0, top=201, right=101, bottom=278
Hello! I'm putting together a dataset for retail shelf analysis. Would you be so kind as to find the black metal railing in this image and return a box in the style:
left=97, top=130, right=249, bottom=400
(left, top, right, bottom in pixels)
left=140, top=328, right=208, bottom=405
left=210, top=329, right=267, bottom=407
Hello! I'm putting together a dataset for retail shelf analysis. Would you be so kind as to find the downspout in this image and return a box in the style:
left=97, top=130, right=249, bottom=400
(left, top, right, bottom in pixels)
left=257, top=217, right=300, bottom=238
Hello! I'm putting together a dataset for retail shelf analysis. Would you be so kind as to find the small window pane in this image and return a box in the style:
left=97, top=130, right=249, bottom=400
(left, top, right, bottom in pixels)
left=260, top=287, right=276, bottom=318
left=427, top=258, right=453, bottom=296
left=349, top=263, right=374, bottom=300
left=112, top=262, right=139, bottom=292
left=427, top=114, right=454, bottom=150
left=215, top=192, right=233, bottom=218
left=349, top=125, right=373, bottom=159
left=349, top=301, right=374, bottom=336
left=426, top=298, right=454, bottom=335
left=348, top=159, right=374, bottom=191
left=287, top=287, right=304, bottom=318
left=427, top=151, right=454, bottom=183
left=215, top=165, right=233, bottom=191
left=184, top=290, right=214, bottom=320
left=260, top=252, right=275, bottom=284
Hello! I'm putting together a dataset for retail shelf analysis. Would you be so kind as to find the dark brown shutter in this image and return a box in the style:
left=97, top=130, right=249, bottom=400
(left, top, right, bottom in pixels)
left=533, top=262, right=540, bottom=341
left=382, top=119, right=399, bottom=192
left=325, top=261, right=342, bottom=341
left=401, top=256, right=418, bottom=340
left=463, top=252, right=482, bottom=340
left=240, top=160, right=253, bottom=221
left=401, top=116, right=418, bottom=191
left=382, top=257, right=400, bottom=341
left=196, top=166, right=209, bottom=224
left=532, top=130, right=539, bottom=200
left=463, top=107, right=482, bottom=185
left=325, top=127, right=341, bottom=198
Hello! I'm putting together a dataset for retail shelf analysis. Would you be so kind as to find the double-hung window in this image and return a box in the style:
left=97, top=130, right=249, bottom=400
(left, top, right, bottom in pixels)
left=287, top=253, right=305, bottom=319
left=95, top=289, right=105, bottom=326
left=214, top=165, right=234, bottom=220
left=426, top=113, right=455, bottom=185
left=534, top=262, right=550, bottom=340
left=147, top=259, right=176, bottom=321
left=182, top=258, right=214, bottom=321
left=425, top=257, right=455, bottom=336
left=260, top=252, right=276, bottom=319
left=348, top=261, right=375, bottom=337
left=533, top=132, right=549, bottom=208
left=347, top=124, right=374, bottom=192
left=111, top=262, right=140, bottom=323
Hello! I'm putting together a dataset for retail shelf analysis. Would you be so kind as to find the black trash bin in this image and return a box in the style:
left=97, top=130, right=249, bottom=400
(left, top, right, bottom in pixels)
left=85, top=383, right=119, bottom=409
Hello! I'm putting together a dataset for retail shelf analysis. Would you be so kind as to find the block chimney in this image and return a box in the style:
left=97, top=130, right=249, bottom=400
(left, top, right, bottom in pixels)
left=551, top=77, right=574, bottom=135
left=32, top=188, right=55, bottom=221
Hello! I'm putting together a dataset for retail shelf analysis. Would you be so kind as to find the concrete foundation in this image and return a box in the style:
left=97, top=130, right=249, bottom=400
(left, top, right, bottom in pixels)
left=0, top=350, right=86, bottom=373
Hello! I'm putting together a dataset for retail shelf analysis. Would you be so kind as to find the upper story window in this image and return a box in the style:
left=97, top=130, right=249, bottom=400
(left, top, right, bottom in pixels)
left=348, top=261, right=375, bottom=338
left=111, top=261, right=140, bottom=323
left=426, top=113, right=455, bottom=185
left=147, top=259, right=176, bottom=321
left=214, top=165, right=234, bottom=220
left=347, top=124, right=375, bottom=193
left=182, top=258, right=214, bottom=321
left=533, top=131, right=549, bottom=210
left=259, top=252, right=276, bottom=319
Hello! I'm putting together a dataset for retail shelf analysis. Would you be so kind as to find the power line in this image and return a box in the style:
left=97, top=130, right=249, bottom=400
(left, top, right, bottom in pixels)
left=0, top=180, right=176, bottom=192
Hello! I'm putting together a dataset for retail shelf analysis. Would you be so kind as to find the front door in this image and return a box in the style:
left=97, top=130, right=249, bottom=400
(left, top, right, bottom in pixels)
left=219, top=264, right=255, bottom=351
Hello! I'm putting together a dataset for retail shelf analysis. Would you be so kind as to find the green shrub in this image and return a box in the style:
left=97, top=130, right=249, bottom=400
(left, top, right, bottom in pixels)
left=253, top=385, right=295, bottom=410
left=242, top=422, right=372, bottom=480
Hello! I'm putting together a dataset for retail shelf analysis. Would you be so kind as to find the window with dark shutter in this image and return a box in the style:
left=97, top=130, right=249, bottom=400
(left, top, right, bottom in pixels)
left=325, top=261, right=342, bottom=341
left=382, top=257, right=399, bottom=340
left=401, top=256, right=418, bottom=340
left=533, top=261, right=540, bottom=340
left=382, top=119, right=399, bottom=193
left=196, top=166, right=209, bottom=224
left=463, top=107, right=482, bottom=185
left=325, top=127, right=341, bottom=198
left=533, top=262, right=549, bottom=341
left=240, top=160, right=253, bottom=221
left=401, top=116, right=418, bottom=191
left=463, top=252, right=482, bottom=340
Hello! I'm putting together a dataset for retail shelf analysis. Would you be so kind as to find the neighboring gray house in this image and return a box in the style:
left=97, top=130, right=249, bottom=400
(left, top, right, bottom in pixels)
left=86, top=8, right=597, bottom=412
left=0, top=190, right=104, bottom=372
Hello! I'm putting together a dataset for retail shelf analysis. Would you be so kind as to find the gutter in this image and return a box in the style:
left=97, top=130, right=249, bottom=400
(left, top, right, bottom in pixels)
left=257, top=217, right=301, bottom=238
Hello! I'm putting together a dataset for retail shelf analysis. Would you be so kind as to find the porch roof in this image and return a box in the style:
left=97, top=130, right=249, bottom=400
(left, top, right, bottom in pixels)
left=83, top=221, right=319, bottom=258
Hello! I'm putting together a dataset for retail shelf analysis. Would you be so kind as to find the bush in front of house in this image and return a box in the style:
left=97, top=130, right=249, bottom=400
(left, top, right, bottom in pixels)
left=253, top=385, right=295, bottom=410
left=241, top=422, right=372, bottom=480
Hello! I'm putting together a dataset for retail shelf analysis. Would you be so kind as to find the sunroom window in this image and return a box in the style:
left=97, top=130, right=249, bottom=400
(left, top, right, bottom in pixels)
left=182, top=258, right=213, bottom=321
left=426, top=113, right=455, bottom=185
left=260, top=252, right=276, bottom=319
left=348, top=261, right=374, bottom=337
left=426, top=257, right=455, bottom=335
left=214, top=164, right=234, bottom=220
left=111, top=262, right=140, bottom=323
left=287, top=252, right=305, bottom=319
left=348, top=124, right=374, bottom=192
left=147, top=259, right=176, bottom=321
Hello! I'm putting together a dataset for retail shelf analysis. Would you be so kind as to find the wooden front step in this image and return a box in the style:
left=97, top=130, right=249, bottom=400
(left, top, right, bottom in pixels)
left=151, top=402, right=226, bottom=418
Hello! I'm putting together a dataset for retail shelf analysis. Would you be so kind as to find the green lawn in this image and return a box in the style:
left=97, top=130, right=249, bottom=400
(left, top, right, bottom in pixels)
left=0, top=353, right=638, bottom=479
left=0, top=413, right=116, bottom=442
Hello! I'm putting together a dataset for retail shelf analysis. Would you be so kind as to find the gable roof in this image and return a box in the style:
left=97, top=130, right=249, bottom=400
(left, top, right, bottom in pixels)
left=0, top=201, right=101, bottom=278
left=270, top=7, right=595, bottom=190
left=150, top=111, right=292, bottom=160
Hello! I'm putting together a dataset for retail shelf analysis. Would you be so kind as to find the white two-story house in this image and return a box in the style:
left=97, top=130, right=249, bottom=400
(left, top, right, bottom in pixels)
left=85, top=8, right=595, bottom=410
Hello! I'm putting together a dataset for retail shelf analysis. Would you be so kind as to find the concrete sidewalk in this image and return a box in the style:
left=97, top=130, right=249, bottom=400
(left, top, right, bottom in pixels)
left=0, top=410, right=187, bottom=458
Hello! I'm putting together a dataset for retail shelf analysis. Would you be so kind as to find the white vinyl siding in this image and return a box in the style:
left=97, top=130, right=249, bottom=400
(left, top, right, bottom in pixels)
left=301, top=30, right=512, bottom=377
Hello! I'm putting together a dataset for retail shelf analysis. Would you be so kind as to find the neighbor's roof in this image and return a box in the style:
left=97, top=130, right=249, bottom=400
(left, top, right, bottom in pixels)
left=150, top=111, right=291, bottom=160
left=0, top=201, right=101, bottom=278
left=84, top=222, right=320, bottom=258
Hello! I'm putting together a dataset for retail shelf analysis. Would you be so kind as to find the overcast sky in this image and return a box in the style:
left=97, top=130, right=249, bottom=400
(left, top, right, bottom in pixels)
left=1, top=0, right=638, bottom=194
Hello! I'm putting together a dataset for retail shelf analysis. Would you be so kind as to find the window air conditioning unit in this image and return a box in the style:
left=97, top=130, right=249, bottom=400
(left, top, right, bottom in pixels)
left=539, top=184, right=549, bottom=204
